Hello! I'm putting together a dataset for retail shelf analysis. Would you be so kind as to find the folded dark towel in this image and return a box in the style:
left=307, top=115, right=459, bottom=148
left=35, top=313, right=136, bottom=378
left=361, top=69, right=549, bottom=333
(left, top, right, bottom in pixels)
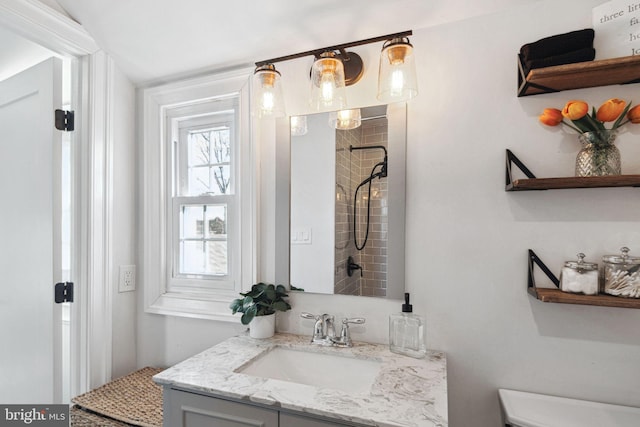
left=522, top=47, right=596, bottom=74
left=520, top=29, right=595, bottom=61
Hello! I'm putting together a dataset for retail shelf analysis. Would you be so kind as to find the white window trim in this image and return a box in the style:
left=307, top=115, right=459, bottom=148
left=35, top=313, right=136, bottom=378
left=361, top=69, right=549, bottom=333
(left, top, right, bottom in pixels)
left=142, top=69, right=255, bottom=321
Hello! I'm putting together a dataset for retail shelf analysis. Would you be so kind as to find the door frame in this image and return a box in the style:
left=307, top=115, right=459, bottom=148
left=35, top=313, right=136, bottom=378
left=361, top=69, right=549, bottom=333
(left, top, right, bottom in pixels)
left=0, top=0, right=115, bottom=396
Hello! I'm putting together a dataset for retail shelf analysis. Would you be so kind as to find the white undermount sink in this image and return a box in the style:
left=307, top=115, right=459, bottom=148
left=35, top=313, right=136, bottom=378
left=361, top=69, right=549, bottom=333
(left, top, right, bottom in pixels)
left=237, top=346, right=382, bottom=394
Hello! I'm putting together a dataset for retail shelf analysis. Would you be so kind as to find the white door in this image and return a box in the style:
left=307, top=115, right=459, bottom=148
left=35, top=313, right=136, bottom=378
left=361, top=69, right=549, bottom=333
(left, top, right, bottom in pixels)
left=0, top=57, right=66, bottom=403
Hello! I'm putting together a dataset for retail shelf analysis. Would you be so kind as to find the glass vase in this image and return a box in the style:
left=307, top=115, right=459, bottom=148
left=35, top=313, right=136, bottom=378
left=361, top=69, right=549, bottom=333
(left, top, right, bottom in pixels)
left=575, top=130, right=621, bottom=177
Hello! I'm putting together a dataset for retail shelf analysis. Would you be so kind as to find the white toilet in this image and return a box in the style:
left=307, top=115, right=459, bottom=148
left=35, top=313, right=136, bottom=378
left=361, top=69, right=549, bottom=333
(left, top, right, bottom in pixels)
left=499, top=389, right=640, bottom=427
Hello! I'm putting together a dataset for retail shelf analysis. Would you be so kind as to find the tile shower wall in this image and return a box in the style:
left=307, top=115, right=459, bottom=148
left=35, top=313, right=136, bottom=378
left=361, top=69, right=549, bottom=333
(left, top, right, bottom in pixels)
left=335, top=126, right=360, bottom=295
left=334, top=118, right=388, bottom=296
left=359, top=118, right=388, bottom=296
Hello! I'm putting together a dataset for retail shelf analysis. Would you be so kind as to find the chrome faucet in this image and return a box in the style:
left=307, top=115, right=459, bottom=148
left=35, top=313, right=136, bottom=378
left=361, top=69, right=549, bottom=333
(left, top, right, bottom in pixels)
left=300, top=312, right=365, bottom=347
left=300, top=312, right=335, bottom=345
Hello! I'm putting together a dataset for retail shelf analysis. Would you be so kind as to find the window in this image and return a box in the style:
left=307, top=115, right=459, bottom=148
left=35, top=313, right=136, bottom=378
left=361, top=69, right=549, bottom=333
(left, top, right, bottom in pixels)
left=142, top=70, right=254, bottom=320
left=168, top=101, right=239, bottom=292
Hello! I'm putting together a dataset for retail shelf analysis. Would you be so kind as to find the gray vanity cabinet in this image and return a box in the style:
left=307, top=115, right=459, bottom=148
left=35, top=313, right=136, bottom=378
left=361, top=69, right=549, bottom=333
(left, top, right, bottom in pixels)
left=165, top=389, right=278, bottom=427
left=164, top=388, right=359, bottom=427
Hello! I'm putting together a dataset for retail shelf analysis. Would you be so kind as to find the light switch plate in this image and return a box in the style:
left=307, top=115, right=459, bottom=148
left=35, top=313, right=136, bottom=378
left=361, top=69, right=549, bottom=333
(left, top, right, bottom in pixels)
left=291, top=227, right=312, bottom=245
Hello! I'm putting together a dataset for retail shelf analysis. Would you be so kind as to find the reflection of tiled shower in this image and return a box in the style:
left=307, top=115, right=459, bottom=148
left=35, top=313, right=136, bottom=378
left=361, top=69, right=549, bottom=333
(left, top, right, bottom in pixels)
left=334, top=118, right=388, bottom=297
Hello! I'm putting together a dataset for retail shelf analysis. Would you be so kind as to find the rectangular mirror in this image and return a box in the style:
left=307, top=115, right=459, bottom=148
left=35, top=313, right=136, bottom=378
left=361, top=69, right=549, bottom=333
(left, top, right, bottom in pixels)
left=288, top=103, right=406, bottom=299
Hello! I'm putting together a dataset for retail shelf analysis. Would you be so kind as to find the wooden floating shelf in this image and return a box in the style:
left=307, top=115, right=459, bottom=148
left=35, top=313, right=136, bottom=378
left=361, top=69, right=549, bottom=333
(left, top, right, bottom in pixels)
left=528, top=287, right=640, bottom=309
left=518, top=54, right=640, bottom=97
left=507, top=175, right=640, bottom=191
left=527, top=250, right=640, bottom=309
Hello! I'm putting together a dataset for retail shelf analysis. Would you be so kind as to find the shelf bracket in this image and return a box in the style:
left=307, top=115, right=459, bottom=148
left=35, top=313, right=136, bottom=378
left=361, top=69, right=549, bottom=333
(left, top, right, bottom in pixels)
left=517, top=54, right=559, bottom=97
left=528, top=249, right=560, bottom=298
left=506, top=149, right=537, bottom=188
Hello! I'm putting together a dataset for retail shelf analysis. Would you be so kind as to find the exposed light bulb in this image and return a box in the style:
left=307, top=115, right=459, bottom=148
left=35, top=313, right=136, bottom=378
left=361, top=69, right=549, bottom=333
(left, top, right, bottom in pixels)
left=320, top=74, right=335, bottom=104
left=261, top=91, right=274, bottom=113
left=390, top=69, right=405, bottom=96
left=252, top=64, right=285, bottom=118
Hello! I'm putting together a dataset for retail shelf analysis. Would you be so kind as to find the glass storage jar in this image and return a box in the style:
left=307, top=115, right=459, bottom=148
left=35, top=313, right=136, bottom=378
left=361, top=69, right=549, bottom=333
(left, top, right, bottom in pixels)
left=602, top=247, right=640, bottom=298
left=559, top=253, right=599, bottom=295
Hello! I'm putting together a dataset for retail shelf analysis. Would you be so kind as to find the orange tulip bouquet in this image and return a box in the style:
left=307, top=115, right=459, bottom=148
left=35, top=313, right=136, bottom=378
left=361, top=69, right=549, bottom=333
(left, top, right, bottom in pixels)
left=538, top=98, right=640, bottom=176
left=539, top=98, right=640, bottom=135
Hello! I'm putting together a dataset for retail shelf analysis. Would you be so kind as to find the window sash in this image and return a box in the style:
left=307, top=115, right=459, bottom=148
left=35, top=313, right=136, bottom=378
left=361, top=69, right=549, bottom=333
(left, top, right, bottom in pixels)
left=168, top=99, right=240, bottom=293
left=175, top=112, right=236, bottom=197
left=170, top=195, right=237, bottom=291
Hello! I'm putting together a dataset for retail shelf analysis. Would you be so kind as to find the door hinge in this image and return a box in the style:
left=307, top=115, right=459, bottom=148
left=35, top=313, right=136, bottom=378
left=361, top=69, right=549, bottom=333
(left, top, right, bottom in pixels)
left=54, top=282, right=74, bottom=303
left=55, top=109, right=75, bottom=131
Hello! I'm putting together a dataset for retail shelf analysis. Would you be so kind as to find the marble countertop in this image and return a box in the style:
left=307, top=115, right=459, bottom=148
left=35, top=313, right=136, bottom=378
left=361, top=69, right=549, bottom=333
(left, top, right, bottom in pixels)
left=153, top=333, right=447, bottom=427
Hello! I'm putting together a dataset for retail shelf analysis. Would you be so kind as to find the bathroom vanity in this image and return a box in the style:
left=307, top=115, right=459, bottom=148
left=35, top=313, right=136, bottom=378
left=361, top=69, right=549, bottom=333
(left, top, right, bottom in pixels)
left=154, top=333, right=447, bottom=427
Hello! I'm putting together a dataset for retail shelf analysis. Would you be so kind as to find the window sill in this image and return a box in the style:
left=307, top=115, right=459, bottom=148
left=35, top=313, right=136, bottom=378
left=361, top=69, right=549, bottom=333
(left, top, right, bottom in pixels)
left=145, top=290, right=239, bottom=322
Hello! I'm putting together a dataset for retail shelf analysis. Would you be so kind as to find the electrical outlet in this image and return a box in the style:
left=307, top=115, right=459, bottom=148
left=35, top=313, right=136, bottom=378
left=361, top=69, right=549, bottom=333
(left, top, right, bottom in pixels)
left=119, top=265, right=136, bottom=292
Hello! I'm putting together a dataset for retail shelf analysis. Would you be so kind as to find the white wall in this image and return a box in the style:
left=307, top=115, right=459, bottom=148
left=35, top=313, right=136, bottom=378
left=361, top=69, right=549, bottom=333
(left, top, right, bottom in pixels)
left=290, top=112, right=335, bottom=293
left=136, top=314, right=247, bottom=368
left=110, top=64, right=138, bottom=379
left=133, top=1, right=640, bottom=425
left=401, top=2, right=638, bottom=424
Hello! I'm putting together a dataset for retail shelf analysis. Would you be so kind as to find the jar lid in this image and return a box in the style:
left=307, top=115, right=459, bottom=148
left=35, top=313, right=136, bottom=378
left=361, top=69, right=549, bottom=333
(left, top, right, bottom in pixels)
left=602, top=247, right=640, bottom=265
left=564, top=253, right=598, bottom=271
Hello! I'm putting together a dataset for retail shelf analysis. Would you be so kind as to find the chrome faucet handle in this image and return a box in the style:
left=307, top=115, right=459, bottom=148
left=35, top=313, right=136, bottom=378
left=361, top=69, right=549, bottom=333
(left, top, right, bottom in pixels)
left=332, top=317, right=365, bottom=347
left=300, top=312, right=319, bottom=321
left=301, top=312, right=323, bottom=339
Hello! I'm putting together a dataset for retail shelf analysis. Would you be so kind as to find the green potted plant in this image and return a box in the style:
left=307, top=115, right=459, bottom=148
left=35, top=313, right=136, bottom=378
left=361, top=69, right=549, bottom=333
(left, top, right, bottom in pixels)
left=229, top=283, right=291, bottom=338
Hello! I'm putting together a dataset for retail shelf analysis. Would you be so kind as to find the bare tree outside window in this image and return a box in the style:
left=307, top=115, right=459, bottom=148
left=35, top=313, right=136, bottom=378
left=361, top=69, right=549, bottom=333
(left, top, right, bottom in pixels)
left=191, top=128, right=231, bottom=195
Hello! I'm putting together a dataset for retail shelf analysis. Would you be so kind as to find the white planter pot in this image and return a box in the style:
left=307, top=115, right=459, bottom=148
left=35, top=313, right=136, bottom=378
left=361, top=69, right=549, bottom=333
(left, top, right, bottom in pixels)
left=249, top=313, right=275, bottom=339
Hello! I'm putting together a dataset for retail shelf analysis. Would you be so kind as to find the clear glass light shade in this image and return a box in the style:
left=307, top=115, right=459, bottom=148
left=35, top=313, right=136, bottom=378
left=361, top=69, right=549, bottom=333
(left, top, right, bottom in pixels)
left=252, top=65, right=285, bottom=118
left=377, top=39, right=418, bottom=102
left=309, top=53, right=347, bottom=111
left=290, top=115, right=308, bottom=136
left=329, top=108, right=361, bottom=130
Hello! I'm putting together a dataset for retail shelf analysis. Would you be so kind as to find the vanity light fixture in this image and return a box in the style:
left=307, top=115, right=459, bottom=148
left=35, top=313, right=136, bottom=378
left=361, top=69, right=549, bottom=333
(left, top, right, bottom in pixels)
left=252, top=63, right=285, bottom=118
left=252, top=30, right=415, bottom=116
left=329, top=108, right=361, bottom=130
left=377, top=37, right=418, bottom=102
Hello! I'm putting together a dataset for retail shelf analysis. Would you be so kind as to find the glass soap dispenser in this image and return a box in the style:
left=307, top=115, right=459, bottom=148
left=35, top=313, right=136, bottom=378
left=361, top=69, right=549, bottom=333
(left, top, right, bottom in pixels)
left=389, top=293, right=426, bottom=359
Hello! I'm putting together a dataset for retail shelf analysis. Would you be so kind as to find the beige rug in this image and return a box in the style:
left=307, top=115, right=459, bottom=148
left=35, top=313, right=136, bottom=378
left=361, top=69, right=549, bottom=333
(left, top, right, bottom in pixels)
left=71, top=405, right=130, bottom=426
left=72, top=367, right=163, bottom=427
